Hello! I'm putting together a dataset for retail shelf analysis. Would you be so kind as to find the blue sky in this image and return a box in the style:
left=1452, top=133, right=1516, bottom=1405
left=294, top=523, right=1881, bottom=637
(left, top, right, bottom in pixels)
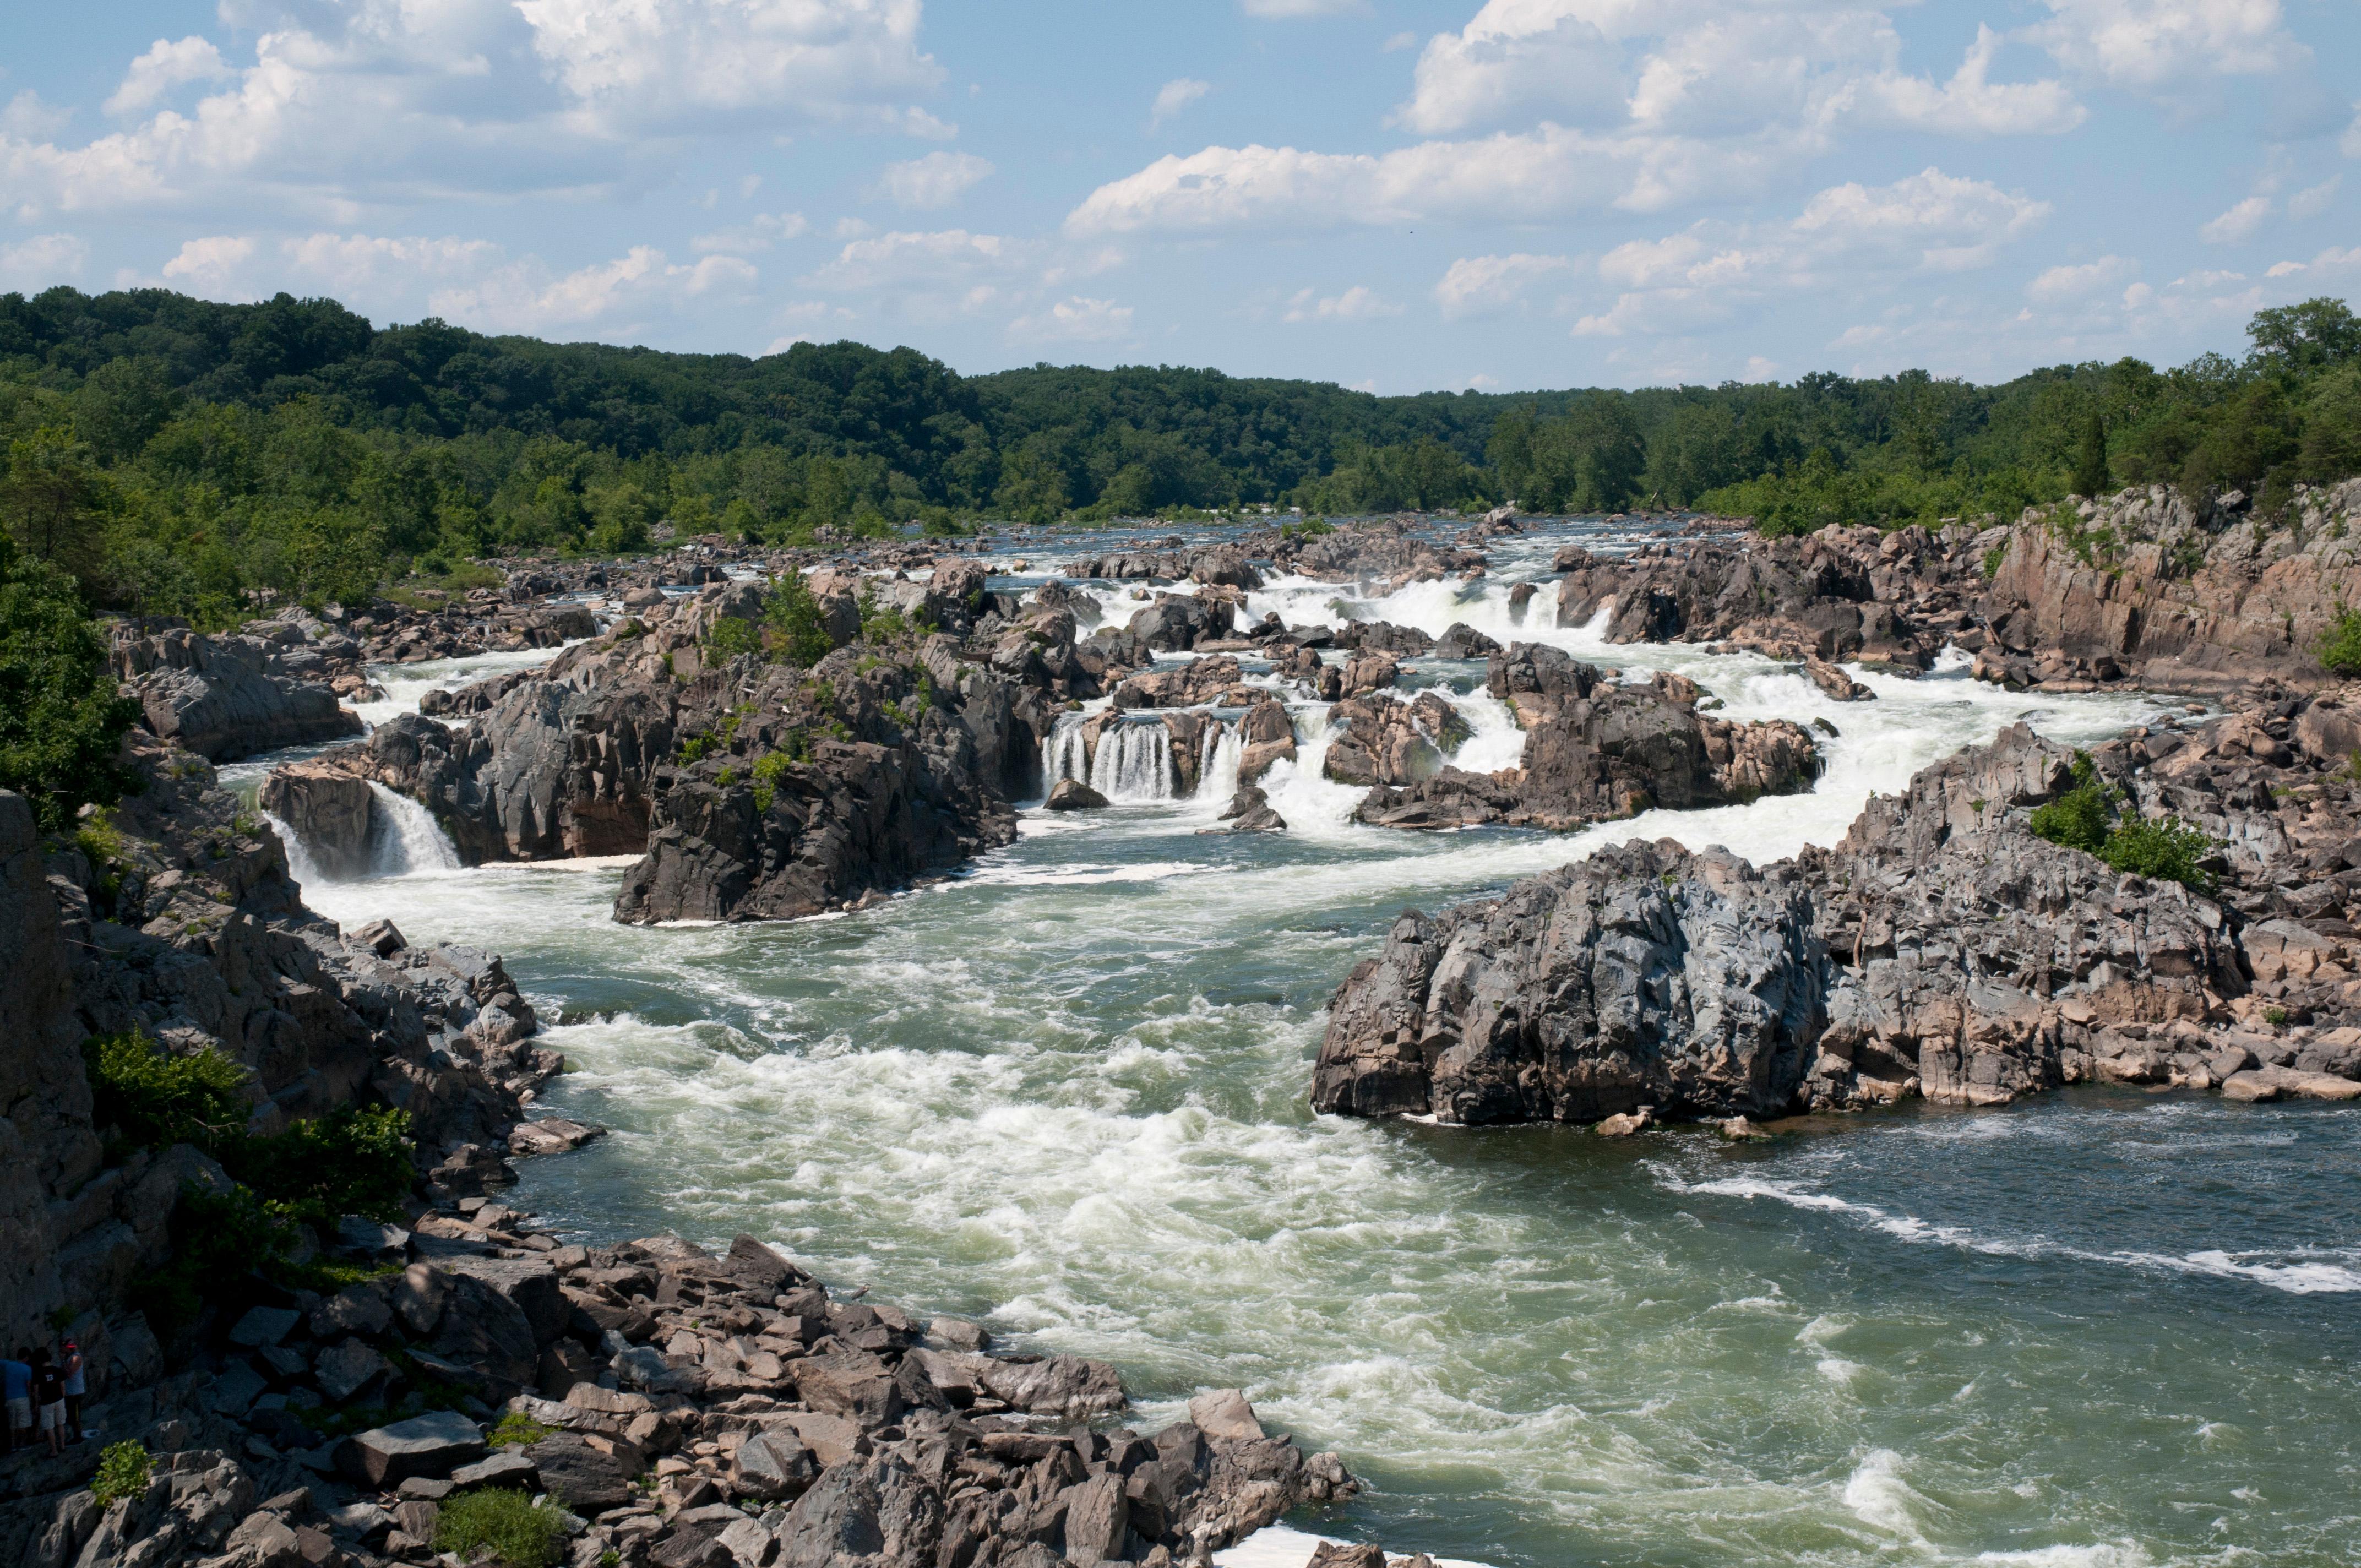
left=1, top=0, right=2354, bottom=391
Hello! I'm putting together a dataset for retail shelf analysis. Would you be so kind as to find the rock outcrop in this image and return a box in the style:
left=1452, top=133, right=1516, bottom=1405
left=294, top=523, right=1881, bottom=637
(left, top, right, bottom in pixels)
left=1550, top=480, right=2361, bottom=700
left=0, top=1217, right=1356, bottom=1568
left=112, top=628, right=363, bottom=762
left=1351, top=645, right=1819, bottom=831
left=0, top=736, right=560, bottom=1354
left=1316, top=707, right=2361, bottom=1124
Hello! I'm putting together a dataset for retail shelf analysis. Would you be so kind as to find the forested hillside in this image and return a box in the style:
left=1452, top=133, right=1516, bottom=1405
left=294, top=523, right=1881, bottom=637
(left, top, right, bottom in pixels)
left=1, top=285, right=2354, bottom=628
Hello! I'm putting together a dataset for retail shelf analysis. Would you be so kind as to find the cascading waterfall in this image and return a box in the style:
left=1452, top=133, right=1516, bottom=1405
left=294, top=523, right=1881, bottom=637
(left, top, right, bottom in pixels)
left=367, top=782, right=462, bottom=875
left=1199, top=721, right=1242, bottom=802
left=1089, top=721, right=1176, bottom=801
left=1044, top=715, right=1094, bottom=791
left=261, top=811, right=329, bottom=886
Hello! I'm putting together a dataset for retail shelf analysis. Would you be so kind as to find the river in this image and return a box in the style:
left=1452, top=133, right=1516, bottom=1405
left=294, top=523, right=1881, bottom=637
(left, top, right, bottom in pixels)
left=246, top=520, right=2361, bottom=1567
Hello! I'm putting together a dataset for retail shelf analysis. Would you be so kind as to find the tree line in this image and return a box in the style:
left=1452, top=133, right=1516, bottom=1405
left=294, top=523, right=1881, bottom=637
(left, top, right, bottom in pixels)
left=1, top=285, right=2355, bottom=628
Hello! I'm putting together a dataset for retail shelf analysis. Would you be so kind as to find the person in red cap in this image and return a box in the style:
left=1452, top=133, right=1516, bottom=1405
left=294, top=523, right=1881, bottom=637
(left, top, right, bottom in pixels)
left=58, top=1337, right=85, bottom=1444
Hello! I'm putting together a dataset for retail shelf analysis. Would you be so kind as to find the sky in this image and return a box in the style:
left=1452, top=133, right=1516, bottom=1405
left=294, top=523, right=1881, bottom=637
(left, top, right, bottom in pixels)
left=0, top=1, right=2355, bottom=394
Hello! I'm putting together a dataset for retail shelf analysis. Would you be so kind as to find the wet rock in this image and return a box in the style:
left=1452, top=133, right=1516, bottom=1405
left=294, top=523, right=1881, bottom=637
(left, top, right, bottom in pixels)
left=1046, top=778, right=1111, bottom=812
left=258, top=761, right=377, bottom=879
left=114, top=627, right=363, bottom=761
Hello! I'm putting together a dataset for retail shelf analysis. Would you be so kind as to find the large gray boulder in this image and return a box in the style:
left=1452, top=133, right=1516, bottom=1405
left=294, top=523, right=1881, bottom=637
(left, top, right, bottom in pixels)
left=1315, top=840, right=1827, bottom=1123
left=344, top=1411, right=485, bottom=1486
left=115, top=628, right=361, bottom=761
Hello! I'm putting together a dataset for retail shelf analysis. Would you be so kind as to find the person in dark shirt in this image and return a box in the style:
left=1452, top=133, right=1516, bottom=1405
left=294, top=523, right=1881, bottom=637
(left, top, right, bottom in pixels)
left=0, top=1351, right=30, bottom=1456
left=29, top=1349, right=66, bottom=1457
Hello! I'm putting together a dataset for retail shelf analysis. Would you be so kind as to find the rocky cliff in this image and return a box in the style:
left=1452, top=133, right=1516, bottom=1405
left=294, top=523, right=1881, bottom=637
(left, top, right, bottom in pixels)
left=1547, top=480, right=2361, bottom=701
left=1316, top=704, right=2361, bottom=1124
left=1350, top=644, right=1820, bottom=831
left=112, top=628, right=365, bottom=763
left=0, top=737, right=556, bottom=1356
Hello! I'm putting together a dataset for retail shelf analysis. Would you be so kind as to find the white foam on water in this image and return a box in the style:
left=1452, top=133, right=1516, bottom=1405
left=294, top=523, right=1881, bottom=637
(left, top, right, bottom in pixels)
left=1215, top=1524, right=1494, bottom=1568
left=350, top=641, right=580, bottom=729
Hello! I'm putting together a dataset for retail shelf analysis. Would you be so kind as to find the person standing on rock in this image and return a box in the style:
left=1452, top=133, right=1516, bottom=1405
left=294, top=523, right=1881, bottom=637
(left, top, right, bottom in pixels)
left=28, top=1348, right=66, bottom=1457
left=58, top=1338, right=84, bottom=1444
left=0, top=1350, right=29, bottom=1456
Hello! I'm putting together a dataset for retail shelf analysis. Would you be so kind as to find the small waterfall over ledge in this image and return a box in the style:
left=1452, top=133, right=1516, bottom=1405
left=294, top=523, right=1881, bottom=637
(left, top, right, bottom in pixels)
left=368, top=783, right=461, bottom=875
left=1090, top=721, right=1176, bottom=801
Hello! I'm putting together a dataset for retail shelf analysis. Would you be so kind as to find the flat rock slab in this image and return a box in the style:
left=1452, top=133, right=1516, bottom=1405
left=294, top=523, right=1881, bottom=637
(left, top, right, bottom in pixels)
left=346, top=1411, right=487, bottom=1487
left=229, top=1306, right=302, bottom=1347
left=449, top=1450, right=541, bottom=1490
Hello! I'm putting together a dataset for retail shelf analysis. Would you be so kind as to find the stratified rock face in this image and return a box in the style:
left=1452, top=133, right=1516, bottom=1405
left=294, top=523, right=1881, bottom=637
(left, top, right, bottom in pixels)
left=1318, top=724, right=2265, bottom=1125
left=258, top=761, right=376, bottom=879
left=1352, top=645, right=1820, bottom=831
left=1314, top=841, right=1829, bottom=1123
left=113, top=628, right=362, bottom=761
left=1554, top=524, right=1958, bottom=666
left=613, top=638, right=1045, bottom=924
left=1976, top=480, right=2361, bottom=695
left=0, top=738, right=552, bottom=1351
left=1549, top=480, right=2361, bottom=700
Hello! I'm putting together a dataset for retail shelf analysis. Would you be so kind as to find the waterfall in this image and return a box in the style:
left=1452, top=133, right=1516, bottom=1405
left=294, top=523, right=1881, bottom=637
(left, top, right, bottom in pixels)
left=1045, top=714, right=1094, bottom=787
left=1199, top=721, right=1242, bottom=802
left=1089, top=721, right=1175, bottom=801
left=261, top=811, right=329, bottom=886
left=367, top=783, right=462, bottom=875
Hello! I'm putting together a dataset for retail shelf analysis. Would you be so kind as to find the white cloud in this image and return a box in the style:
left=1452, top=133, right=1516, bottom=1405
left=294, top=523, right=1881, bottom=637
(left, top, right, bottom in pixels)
left=1395, top=3, right=2076, bottom=139
left=2262, top=244, right=2361, bottom=283
left=280, top=233, right=504, bottom=293
left=691, top=213, right=810, bottom=254
left=105, top=37, right=233, bottom=117
left=432, top=247, right=759, bottom=334
left=2, top=91, right=72, bottom=140
left=1150, top=78, right=1211, bottom=129
left=1007, top=296, right=1134, bottom=342
left=513, top=0, right=944, bottom=134
left=1283, top=285, right=1400, bottom=323
left=2028, top=0, right=2303, bottom=91
left=1383, top=31, right=1419, bottom=52
left=2200, top=194, right=2270, bottom=242
left=0, top=233, right=88, bottom=291
left=1843, top=26, right=2086, bottom=136
left=802, top=228, right=1011, bottom=293
left=1435, top=253, right=1569, bottom=318
left=0, top=0, right=948, bottom=219
left=161, top=235, right=260, bottom=297
left=1079, top=3, right=2079, bottom=235
left=1571, top=167, right=2048, bottom=337
left=872, top=150, right=993, bottom=210
left=2288, top=176, right=2339, bottom=220
left=2346, top=104, right=2361, bottom=159
left=1792, top=168, right=2051, bottom=270
left=2026, top=254, right=2137, bottom=300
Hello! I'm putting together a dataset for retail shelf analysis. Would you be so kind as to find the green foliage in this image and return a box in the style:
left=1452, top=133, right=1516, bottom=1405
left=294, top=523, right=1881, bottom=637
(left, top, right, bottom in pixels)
left=433, top=1490, right=565, bottom=1568
left=766, top=570, right=834, bottom=664
left=855, top=582, right=909, bottom=643
left=489, top=1413, right=556, bottom=1450
left=2029, top=752, right=2216, bottom=890
left=705, top=614, right=761, bottom=661
left=82, top=1031, right=252, bottom=1153
left=751, top=749, right=796, bottom=814
left=129, top=1183, right=294, bottom=1336
left=0, top=533, right=140, bottom=832
left=2096, top=814, right=2215, bottom=890
left=220, top=1105, right=415, bottom=1228
left=0, top=285, right=2355, bottom=614
left=91, top=1441, right=154, bottom=1508
left=2317, top=607, right=2361, bottom=676
left=2028, top=754, right=2111, bottom=853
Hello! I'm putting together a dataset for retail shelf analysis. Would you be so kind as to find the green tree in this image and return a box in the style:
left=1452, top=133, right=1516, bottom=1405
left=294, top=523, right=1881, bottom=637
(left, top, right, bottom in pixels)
left=2247, top=297, right=2361, bottom=372
left=0, top=532, right=140, bottom=831
left=2, top=427, right=109, bottom=588
left=2071, top=409, right=2110, bottom=499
